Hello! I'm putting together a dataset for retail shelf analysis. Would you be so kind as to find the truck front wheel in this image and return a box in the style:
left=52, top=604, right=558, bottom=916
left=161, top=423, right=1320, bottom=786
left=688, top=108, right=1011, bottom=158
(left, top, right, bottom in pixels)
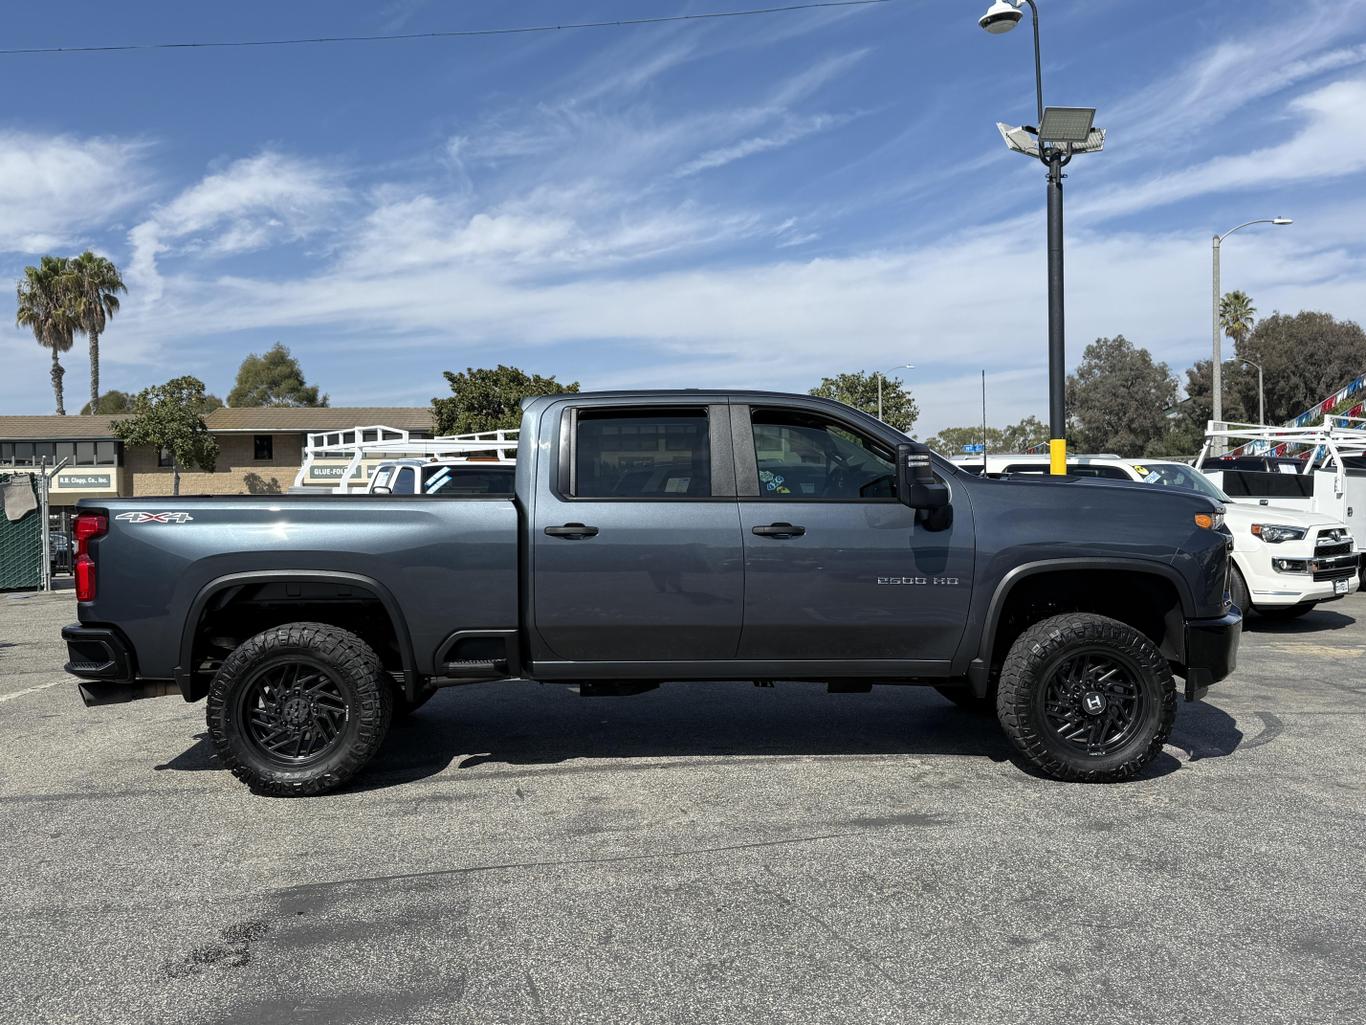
left=996, top=613, right=1175, bottom=783
left=206, top=623, right=393, bottom=796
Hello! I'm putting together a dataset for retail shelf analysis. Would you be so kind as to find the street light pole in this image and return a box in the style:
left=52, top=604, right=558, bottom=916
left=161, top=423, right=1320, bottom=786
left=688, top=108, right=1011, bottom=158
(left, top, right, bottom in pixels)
left=877, top=363, right=915, bottom=423
left=1243, top=358, right=1265, bottom=425
left=1212, top=218, right=1292, bottom=430
left=980, top=0, right=1090, bottom=476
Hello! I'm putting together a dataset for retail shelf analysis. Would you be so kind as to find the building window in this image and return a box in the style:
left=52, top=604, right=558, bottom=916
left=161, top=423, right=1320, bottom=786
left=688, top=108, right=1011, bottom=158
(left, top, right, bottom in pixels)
left=158, top=447, right=175, bottom=467
left=253, top=435, right=274, bottom=461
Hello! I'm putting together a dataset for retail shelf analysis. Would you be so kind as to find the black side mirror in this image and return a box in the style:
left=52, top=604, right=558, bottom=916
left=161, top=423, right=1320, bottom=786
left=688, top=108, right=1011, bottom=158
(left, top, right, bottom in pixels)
left=897, top=443, right=949, bottom=511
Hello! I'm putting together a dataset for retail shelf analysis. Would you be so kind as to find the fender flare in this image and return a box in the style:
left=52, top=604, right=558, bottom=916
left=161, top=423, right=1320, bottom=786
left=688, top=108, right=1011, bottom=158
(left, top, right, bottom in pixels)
left=967, top=557, right=1194, bottom=691
left=176, top=570, right=417, bottom=701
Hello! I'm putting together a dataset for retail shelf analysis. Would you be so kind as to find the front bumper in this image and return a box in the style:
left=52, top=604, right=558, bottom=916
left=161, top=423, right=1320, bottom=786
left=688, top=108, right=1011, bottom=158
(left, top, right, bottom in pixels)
left=1182, top=611, right=1241, bottom=701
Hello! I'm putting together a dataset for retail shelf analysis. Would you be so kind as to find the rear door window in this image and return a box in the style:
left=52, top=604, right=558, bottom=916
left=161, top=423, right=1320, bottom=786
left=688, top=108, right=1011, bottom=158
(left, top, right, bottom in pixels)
left=573, top=408, right=711, bottom=498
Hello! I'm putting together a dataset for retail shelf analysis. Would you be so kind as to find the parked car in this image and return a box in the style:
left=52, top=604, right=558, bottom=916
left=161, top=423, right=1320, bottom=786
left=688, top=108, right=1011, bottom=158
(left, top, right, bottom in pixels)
left=64, top=391, right=1239, bottom=795
left=368, top=459, right=516, bottom=496
left=953, top=454, right=1358, bottom=620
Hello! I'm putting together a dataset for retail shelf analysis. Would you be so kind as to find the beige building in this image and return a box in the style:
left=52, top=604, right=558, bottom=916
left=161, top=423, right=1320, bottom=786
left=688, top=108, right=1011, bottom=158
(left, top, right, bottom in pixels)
left=0, top=406, right=434, bottom=510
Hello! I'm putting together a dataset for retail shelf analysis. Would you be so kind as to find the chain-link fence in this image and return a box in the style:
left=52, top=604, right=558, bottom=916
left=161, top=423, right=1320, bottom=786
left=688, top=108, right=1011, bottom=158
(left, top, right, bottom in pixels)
left=0, top=472, right=42, bottom=591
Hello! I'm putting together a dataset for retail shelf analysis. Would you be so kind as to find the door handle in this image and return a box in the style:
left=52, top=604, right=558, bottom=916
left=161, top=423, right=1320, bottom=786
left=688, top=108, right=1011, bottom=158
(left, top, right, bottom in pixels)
left=752, top=522, right=806, bottom=538
left=544, top=523, right=600, bottom=539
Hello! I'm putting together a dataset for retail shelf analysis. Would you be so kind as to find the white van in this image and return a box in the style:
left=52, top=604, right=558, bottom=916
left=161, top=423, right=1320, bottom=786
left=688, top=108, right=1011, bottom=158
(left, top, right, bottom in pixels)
left=951, top=454, right=1359, bottom=621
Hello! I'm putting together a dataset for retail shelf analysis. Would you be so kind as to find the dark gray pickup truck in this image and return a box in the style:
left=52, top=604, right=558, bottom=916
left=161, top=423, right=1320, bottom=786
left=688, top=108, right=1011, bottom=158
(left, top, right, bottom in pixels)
left=64, top=391, right=1239, bottom=794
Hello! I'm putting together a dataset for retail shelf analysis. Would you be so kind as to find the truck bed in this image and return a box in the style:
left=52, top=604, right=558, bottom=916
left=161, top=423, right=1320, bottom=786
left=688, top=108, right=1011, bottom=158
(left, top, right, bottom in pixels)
left=79, top=495, right=520, bottom=679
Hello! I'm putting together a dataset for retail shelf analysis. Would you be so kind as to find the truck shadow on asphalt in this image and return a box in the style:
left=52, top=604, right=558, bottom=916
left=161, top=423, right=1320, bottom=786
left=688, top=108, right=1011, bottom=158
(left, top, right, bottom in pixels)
left=1244, top=609, right=1355, bottom=633
left=157, top=684, right=1250, bottom=791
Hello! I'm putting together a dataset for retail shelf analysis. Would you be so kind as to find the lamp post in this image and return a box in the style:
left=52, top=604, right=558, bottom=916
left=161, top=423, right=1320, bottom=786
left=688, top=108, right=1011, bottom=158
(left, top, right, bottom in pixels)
left=1212, top=218, right=1292, bottom=430
left=978, top=0, right=1104, bottom=475
left=877, top=363, right=915, bottom=423
left=1242, top=358, right=1265, bottom=426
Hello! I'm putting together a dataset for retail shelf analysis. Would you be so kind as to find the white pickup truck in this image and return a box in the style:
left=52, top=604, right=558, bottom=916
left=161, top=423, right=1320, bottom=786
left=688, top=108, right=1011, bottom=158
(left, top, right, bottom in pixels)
left=952, top=454, right=1359, bottom=621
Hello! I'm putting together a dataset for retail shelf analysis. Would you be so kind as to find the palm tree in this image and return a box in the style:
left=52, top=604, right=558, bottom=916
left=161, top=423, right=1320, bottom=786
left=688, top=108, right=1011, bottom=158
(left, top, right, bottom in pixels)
left=65, top=251, right=126, bottom=415
left=15, top=256, right=77, bottom=415
left=1219, top=290, right=1257, bottom=351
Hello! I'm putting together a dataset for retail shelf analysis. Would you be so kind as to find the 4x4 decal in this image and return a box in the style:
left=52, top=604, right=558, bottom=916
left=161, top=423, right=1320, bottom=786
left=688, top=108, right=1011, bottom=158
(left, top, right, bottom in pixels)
left=114, top=511, right=194, bottom=524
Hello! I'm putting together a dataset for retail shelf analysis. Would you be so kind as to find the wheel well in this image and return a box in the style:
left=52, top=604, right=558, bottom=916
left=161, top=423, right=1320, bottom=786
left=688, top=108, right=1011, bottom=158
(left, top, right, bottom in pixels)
left=186, top=580, right=407, bottom=700
left=988, top=569, right=1185, bottom=674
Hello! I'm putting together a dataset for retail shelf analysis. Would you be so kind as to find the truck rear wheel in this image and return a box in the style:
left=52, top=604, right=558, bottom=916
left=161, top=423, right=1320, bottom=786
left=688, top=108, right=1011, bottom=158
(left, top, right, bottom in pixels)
left=996, top=613, right=1175, bottom=783
left=206, top=623, right=393, bottom=797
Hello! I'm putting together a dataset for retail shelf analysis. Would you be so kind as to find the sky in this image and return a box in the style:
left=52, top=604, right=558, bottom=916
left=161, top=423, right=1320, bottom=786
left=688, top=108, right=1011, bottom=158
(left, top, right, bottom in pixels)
left=3, top=0, right=1366, bottom=438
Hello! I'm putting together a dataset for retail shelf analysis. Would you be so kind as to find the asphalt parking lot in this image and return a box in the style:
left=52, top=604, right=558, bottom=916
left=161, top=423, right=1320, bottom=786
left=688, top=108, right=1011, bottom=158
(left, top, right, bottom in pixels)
left=2, top=589, right=1364, bottom=1025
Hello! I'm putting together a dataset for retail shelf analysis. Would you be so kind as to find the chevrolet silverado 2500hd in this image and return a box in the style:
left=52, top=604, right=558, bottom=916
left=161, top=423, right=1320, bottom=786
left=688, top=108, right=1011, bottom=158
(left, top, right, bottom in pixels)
left=63, top=391, right=1239, bottom=794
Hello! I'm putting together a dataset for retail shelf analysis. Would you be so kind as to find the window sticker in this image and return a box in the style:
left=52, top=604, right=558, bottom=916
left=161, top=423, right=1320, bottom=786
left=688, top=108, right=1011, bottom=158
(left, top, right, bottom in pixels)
left=759, top=469, right=791, bottom=494
left=1131, top=465, right=1149, bottom=477
left=664, top=477, right=691, bottom=494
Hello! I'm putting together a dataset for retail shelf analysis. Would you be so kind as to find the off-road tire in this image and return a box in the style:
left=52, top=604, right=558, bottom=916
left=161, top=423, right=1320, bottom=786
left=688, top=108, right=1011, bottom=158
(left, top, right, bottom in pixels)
left=934, top=684, right=995, bottom=715
left=207, top=623, right=392, bottom=797
left=997, top=613, right=1175, bottom=783
left=393, top=685, right=438, bottom=718
left=1258, top=602, right=1315, bottom=620
left=1229, top=566, right=1252, bottom=626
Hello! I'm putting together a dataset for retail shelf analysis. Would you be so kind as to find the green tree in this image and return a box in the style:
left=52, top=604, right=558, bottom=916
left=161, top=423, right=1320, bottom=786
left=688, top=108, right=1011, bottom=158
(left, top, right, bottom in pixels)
left=433, top=365, right=579, bottom=434
left=809, top=370, right=919, bottom=433
left=926, top=415, right=1046, bottom=455
left=1234, top=311, right=1366, bottom=424
left=79, top=390, right=133, bottom=415
left=112, top=376, right=219, bottom=496
left=1161, top=358, right=1252, bottom=455
left=1219, top=290, right=1256, bottom=352
left=65, top=251, right=126, bottom=416
left=1067, top=336, right=1178, bottom=457
left=15, top=256, right=76, bottom=415
left=228, top=342, right=328, bottom=407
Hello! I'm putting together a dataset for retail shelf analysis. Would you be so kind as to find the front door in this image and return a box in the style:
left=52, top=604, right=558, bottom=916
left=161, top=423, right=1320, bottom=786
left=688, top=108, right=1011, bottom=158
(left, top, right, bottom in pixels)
left=532, top=403, right=744, bottom=663
left=734, top=404, right=973, bottom=661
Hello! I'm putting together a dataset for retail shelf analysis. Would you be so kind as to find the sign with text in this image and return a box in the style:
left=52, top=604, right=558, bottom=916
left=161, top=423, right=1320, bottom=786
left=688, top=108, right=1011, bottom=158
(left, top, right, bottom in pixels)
left=52, top=470, right=116, bottom=492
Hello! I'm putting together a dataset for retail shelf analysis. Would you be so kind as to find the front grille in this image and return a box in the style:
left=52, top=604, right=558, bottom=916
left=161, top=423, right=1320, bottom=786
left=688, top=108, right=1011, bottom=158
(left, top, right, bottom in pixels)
left=1312, top=555, right=1358, bottom=581
left=1315, top=528, right=1354, bottom=558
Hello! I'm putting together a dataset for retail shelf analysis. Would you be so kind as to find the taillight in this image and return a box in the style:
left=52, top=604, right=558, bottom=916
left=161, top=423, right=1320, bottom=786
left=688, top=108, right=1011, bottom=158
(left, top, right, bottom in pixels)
left=73, top=513, right=107, bottom=602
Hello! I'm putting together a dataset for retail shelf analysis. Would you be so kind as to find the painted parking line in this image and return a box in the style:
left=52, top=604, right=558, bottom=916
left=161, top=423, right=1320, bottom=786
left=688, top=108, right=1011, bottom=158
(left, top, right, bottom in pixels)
left=0, top=680, right=67, bottom=703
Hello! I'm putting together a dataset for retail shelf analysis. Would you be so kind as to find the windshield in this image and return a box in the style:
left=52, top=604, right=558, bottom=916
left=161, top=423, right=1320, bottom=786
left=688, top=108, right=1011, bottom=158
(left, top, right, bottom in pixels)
left=1130, top=462, right=1230, bottom=502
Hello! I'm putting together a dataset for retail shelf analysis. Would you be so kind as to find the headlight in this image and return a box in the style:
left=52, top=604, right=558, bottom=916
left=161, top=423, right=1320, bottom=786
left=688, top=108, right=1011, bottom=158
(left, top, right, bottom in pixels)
left=1252, top=523, right=1308, bottom=543
left=1194, top=511, right=1225, bottom=530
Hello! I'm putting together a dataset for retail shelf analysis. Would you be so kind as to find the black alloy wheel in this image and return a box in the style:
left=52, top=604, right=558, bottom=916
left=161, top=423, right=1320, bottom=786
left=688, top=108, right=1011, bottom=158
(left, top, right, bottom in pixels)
left=238, top=659, right=350, bottom=765
left=1039, top=650, right=1146, bottom=758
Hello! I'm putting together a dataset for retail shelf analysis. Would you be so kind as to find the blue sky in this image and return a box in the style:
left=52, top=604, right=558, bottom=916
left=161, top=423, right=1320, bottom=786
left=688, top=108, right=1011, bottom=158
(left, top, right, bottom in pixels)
left=3, top=0, right=1365, bottom=436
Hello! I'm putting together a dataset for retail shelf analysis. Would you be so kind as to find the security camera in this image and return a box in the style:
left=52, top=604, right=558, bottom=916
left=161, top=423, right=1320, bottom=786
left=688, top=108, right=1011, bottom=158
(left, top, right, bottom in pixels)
left=979, top=0, right=1023, bottom=34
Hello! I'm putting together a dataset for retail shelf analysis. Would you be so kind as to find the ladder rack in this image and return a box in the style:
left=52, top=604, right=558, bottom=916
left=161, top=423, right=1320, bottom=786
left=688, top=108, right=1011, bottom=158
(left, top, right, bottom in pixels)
left=294, top=426, right=518, bottom=493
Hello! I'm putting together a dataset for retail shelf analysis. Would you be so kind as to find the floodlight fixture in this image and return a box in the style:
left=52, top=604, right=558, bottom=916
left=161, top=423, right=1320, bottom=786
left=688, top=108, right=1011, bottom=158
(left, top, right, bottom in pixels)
left=997, top=122, right=1041, bottom=158
left=1038, top=106, right=1095, bottom=145
left=979, top=0, right=1024, bottom=34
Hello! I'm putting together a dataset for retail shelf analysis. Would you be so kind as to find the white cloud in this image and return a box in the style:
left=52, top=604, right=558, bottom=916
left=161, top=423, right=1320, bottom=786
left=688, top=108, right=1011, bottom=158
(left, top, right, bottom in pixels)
left=127, top=151, right=345, bottom=300
left=0, top=131, right=150, bottom=253
left=1079, top=77, right=1366, bottom=222
left=676, top=113, right=845, bottom=176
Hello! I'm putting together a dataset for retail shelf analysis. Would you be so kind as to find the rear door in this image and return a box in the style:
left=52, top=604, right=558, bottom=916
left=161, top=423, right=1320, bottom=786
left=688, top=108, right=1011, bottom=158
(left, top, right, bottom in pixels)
left=532, top=402, right=744, bottom=662
left=734, top=403, right=973, bottom=661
